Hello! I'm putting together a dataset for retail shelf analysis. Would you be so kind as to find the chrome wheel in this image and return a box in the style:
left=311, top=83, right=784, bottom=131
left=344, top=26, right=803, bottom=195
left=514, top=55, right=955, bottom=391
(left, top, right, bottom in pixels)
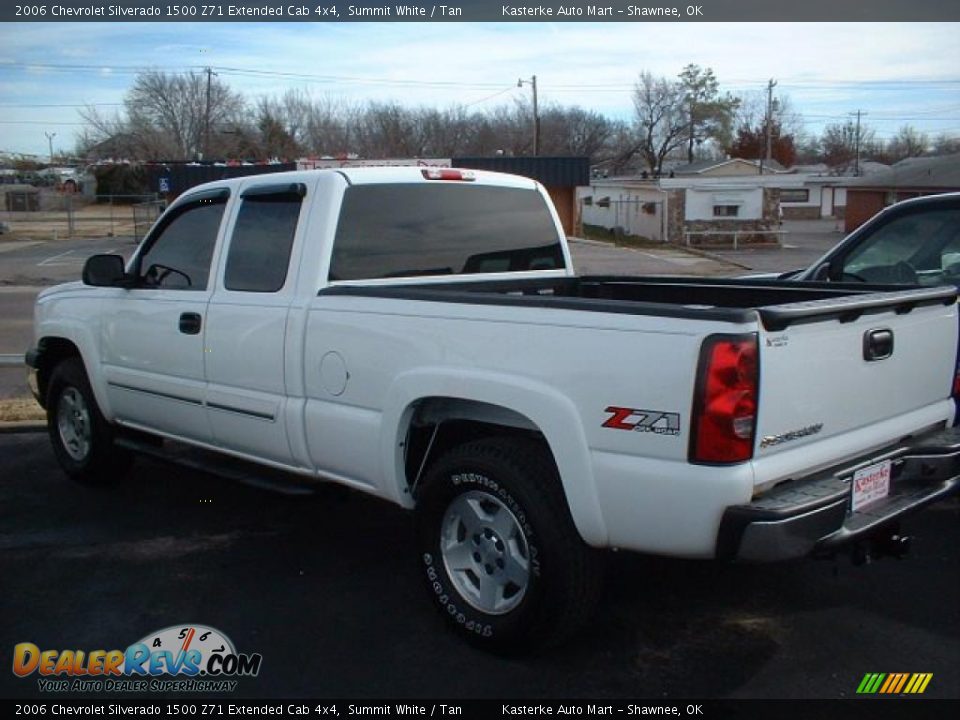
left=57, top=386, right=91, bottom=462
left=440, top=490, right=530, bottom=615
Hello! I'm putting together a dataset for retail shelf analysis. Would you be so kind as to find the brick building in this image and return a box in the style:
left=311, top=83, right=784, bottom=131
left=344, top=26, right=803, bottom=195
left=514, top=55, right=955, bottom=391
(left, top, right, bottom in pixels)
left=843, top=154, right=960, bottom=232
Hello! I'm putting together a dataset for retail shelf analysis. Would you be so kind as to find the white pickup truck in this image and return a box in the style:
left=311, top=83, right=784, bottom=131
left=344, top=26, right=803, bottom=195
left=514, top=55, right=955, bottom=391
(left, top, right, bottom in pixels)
left=26, top=167, right=960, bottom=651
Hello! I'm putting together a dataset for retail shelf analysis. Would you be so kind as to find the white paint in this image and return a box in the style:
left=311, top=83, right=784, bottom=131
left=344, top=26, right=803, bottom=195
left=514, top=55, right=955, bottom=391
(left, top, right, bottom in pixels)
left=37, top=249, right=74, bottom=266
left=0, top=241, right=42, bottom=254
left=31, top=166, right=960, bottom=561
left=684, top=187, right=763, bottom=220
left=577, top=184, right=665, bottom=241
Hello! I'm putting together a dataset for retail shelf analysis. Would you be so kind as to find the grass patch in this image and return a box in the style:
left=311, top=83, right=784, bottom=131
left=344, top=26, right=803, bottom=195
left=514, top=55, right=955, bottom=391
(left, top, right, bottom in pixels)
left=580, top=223, right=665, bottom=249
left=0, top=396, right=45, bottom=423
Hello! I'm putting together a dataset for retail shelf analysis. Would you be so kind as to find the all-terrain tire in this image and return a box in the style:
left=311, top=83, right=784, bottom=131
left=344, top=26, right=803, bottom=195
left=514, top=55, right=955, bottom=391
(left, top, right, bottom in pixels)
left=415, top=436, right=603, bottom=653
left=46, top=358, right=131, bottom=485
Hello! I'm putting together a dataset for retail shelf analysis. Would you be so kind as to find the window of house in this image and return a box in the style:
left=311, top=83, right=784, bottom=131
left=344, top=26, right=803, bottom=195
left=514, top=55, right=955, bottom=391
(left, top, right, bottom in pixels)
left=138, top=194, right=227, bottom=290
left=781, top=189, right=810, bottom=203
left=713, top=205, right=740, bottom=217
left=224, top=186, right=304, bottom=293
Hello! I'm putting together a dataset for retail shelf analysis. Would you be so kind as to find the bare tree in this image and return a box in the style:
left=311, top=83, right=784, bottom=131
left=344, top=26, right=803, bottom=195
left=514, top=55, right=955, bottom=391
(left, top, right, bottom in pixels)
left=632, top=71, right=688, bottom=175
left=536, top=105, right=615, bottom=158
left=76, top=106, right=137, bottom=159
left=303, top=97, right=359, bottom=157
left=470, top=101, right=533, bottom=156
left=121, top=70, right=246, bottom=160
left=820, top=120, right=875, bottom=172
left=73, top=68, right=706, bottom=167
left=884, top=125, right=930, bottom=163
left=932, top=133, right=960, bottom=156
left=416, top=106, right=475, bottom=156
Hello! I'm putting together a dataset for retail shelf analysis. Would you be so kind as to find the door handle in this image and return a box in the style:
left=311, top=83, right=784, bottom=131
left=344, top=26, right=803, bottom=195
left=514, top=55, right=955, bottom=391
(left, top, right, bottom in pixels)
left=863, top=328, right=893, bottom=361
left=179, top=312, right=202, bottom=335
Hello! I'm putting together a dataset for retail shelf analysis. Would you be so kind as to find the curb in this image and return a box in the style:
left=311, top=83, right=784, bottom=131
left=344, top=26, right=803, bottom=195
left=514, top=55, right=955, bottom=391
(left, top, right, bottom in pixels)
left=571, top=234, right=756, bottom=272
left=0, top=421, right=45, bottom=434
left=679, top=244, right=754, bottom=271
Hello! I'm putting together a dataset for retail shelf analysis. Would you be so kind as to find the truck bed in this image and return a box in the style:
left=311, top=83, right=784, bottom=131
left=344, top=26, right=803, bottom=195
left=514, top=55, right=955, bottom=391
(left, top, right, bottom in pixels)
left=323, top=276, right=957, bottom=330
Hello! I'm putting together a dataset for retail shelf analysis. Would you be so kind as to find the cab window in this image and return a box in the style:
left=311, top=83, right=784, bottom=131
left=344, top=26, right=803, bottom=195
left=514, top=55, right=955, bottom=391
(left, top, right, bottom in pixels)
left=224, top=187, right=304, bottom=293
left=138, top=195, right=227, bottom=291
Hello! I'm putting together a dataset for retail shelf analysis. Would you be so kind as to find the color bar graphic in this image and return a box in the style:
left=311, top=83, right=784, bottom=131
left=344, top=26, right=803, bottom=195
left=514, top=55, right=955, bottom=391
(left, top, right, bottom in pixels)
left=857, top=672, right=932, bottom=694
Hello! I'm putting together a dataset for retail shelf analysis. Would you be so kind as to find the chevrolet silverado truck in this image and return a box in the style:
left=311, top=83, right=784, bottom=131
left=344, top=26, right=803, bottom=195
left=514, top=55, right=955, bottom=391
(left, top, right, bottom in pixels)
left=26, top=167, right=960, bottom=651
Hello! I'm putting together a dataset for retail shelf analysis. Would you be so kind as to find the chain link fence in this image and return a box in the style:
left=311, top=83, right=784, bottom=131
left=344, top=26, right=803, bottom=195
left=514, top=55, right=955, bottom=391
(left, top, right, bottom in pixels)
left=0, top=189, right=162, bottom=242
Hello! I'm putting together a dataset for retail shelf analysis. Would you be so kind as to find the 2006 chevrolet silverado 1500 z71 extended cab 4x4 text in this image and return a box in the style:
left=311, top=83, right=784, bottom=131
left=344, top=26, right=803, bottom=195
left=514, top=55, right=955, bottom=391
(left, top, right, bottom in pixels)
left=26, top=167, right=960, bottom=651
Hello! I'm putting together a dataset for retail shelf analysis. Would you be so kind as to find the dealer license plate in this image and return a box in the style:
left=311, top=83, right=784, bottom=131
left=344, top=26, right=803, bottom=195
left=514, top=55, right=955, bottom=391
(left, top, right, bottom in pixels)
left=851, top=460, right=891, bottom=512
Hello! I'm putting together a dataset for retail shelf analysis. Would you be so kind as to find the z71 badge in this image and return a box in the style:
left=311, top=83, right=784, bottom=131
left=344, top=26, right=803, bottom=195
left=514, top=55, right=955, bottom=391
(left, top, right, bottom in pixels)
left=603, top=406, right=681, bottom=436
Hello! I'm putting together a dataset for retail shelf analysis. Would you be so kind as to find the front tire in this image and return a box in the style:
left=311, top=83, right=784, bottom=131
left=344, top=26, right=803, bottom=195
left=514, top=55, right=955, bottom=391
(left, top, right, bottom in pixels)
left=46, top=358, right=131, bottom=485
left=415, top=437, right=602, bottom=652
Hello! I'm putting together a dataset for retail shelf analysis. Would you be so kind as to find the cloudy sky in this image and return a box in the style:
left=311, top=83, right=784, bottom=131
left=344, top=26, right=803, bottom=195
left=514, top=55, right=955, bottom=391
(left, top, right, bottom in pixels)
left=1, top=21, right=958, bottom=158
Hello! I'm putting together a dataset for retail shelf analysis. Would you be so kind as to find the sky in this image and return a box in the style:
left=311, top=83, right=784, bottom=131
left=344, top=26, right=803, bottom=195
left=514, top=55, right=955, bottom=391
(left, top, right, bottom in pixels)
left=0, top=21, right=958, bottom=159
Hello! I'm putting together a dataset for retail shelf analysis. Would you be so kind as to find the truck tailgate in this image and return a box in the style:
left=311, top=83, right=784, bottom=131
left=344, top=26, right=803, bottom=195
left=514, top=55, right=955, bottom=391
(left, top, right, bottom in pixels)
left=752, top=287, right=958, bottom=483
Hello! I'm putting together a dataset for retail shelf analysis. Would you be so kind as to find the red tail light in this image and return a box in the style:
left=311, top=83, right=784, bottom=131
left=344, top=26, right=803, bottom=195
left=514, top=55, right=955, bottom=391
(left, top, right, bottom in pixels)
left=421, top=168, right=475, bottom=181
left=953, top=363, right=960, bottom=396
left=690, top=333, right=759, bottom=464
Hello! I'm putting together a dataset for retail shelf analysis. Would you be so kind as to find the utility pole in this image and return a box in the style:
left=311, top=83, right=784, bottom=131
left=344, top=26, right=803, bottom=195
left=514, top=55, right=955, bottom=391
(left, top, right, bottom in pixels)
left=203, top=67, right=217, bottom=161
left=760, top=78, right=776, bottom=175
left=850, top=109, right=866, bottom=177
left=45, top=132, right=56, bottom=163
left=518, top=75, right=539, bottom=156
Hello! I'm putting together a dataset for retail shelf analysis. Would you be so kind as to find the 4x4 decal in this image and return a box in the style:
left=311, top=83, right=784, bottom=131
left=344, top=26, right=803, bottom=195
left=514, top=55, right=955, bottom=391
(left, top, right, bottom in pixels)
left=603, top=406, right=681, bottom=436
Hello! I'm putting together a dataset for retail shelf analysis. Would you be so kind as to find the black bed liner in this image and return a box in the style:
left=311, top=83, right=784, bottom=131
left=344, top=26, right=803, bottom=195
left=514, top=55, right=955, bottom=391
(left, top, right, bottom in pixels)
left=320, top=276, right=956, bottom=331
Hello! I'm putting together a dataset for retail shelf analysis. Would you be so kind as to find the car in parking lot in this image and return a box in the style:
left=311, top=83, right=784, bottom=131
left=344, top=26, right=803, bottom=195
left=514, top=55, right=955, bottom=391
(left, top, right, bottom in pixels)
left=772, top=193, right=960, bottom=286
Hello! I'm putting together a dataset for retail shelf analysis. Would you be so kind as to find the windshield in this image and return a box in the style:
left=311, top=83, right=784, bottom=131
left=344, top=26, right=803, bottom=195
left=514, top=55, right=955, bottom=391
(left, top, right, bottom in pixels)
left=838, top=208, right=960, bottom=285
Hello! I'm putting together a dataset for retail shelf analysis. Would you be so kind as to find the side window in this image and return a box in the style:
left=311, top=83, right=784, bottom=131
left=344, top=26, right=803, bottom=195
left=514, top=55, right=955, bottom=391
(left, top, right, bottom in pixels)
left=138, top=198, right=226, bottom=290
left=224, top=187, right=304, bottom=293
left=842, top=209, right=960, bottom=280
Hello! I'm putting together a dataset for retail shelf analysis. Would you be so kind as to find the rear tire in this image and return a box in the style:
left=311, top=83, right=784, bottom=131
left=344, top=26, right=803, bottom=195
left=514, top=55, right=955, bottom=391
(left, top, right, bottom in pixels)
left=46, top=358, right=131, bottom=485
left=415, top=437, right=603, bottom=653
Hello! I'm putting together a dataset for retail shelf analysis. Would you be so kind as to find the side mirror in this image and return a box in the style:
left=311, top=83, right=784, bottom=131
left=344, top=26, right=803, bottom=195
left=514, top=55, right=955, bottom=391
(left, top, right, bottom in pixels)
left=812, top=262, right=832, bottom=281
left=82, top=254, right=128, bottom=287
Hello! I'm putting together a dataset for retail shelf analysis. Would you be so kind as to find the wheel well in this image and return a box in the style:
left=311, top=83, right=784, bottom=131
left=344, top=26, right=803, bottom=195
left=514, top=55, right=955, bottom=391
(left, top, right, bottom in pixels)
left=35, top=337, right=82, bottom=407
left=403, top=398, right=555, bottom=495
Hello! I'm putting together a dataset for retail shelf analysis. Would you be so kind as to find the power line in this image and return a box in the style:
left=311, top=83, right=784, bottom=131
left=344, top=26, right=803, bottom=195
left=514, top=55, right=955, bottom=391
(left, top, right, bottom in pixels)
left=464, top=86, right=519, bottom=107
left=0, top=102, right=123, bottom=108
left=0, top=61, right=508, bottom=89
left=5, top=60, right=959, bottom=91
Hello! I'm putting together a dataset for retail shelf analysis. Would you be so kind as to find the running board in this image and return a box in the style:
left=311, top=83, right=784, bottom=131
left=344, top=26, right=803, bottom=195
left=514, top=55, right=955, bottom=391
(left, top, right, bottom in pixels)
left=115, top=435, right=316, bottom=496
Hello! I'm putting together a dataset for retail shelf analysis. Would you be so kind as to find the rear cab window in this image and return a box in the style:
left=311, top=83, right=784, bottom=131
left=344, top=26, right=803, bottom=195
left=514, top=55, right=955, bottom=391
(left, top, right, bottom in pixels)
left=224, top=183, right=306, bottom=293
left=329, top=183, right=566, bottom=281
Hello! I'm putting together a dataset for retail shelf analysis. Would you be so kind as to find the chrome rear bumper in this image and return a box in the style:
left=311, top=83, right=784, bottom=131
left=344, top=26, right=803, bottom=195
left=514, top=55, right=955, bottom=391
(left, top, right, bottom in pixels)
left=718, top=427, right=960, bottom=561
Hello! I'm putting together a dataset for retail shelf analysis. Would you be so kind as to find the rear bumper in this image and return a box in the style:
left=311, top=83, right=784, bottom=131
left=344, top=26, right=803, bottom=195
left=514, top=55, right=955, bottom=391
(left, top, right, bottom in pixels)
left=718, top=426, right=960, bottom=561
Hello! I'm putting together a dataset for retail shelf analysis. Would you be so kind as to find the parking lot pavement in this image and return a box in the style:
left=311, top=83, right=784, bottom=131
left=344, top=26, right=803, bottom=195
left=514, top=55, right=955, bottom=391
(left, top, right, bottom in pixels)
left=1, top=433, right=958, bottom=699
left=703, top=219, right=847, bottom=274
left=568, top=237, right=742, bottom=277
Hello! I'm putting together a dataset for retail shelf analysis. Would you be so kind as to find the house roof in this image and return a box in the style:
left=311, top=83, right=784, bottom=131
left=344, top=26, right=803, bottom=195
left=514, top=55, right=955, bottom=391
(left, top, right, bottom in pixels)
left=673, top=157, right=788, bottom=175
left=845, top=153, right=960, bottom=189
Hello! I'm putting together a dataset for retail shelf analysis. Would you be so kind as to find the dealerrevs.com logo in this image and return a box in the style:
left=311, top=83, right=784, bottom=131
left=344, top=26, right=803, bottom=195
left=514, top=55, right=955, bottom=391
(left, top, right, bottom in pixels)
left=13, top=624, right=262, bottom=693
